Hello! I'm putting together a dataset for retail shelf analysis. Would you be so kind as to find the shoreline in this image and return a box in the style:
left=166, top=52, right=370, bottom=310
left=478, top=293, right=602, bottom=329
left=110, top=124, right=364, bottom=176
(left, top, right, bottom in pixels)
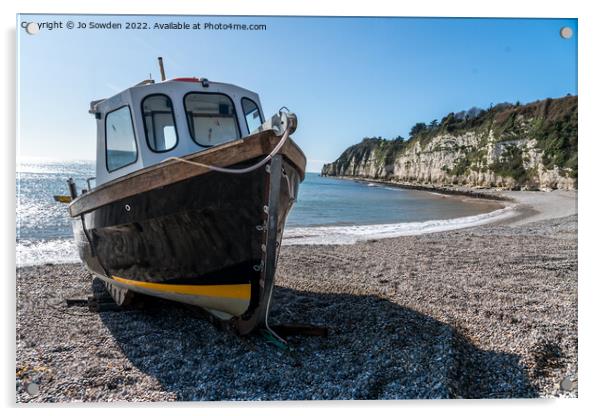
left=321, top=175, right=577, bottom=227
left=281, top=177, right=576, bottom=245
left=16, top=182, right=577, bottom=267
left=283, top=204, right=518, bottom=245
left=324, top=175, right=515, bottom=201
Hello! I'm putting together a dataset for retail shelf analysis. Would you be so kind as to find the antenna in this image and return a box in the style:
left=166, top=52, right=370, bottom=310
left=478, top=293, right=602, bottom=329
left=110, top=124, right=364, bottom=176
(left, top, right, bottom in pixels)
left=157, top=57, right=166, bottom=81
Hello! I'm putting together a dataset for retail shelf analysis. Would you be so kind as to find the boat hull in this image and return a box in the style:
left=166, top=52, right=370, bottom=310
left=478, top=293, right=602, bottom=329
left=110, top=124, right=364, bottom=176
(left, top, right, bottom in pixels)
left=70, top=132, right=304, bottom=333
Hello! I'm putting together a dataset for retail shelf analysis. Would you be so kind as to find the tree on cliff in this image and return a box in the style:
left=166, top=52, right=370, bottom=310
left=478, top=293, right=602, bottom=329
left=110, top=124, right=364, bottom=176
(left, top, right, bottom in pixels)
left=410, top=122, right=427, bottom=137
left=466, top=107, right=484, bottom=119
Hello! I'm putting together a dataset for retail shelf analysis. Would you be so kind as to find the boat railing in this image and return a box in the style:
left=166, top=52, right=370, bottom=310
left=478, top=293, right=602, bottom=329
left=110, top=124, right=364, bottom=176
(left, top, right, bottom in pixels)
left=86, top=177, right=96, bottom=191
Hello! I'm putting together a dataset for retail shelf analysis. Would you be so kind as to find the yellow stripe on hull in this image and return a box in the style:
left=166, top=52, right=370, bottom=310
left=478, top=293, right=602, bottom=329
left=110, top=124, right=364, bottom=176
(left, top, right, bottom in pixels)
left=111, top=276, right=251, bottom=300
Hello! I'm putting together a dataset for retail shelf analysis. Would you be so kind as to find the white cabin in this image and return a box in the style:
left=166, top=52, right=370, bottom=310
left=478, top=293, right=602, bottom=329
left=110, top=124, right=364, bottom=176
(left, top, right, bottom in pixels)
left=89, top=78, right=265, bottom=187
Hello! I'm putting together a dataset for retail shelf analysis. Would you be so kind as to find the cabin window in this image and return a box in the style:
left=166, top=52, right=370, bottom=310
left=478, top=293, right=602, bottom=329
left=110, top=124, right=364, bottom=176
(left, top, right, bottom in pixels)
left=105, top=106, right=138, bottom=172
left=184, top=93, right=241, bottom=147
left=242, top=97, right=263, bottom=134
left=141, top=94, right=178, bottom=152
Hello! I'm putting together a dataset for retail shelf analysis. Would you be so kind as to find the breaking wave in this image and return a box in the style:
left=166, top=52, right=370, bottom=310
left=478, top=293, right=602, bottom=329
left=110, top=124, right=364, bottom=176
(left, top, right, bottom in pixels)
left=283, top=204, right=517, bottom=245
left=16, top=239, right=79, bottom=268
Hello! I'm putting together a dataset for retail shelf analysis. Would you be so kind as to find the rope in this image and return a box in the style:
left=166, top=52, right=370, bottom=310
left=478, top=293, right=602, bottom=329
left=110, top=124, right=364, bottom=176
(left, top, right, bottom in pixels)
left=260, top=328, right=289, bottom=350
left=263, top=267, right=288, bottom=346
left=163, top=127, right=291, bottom=174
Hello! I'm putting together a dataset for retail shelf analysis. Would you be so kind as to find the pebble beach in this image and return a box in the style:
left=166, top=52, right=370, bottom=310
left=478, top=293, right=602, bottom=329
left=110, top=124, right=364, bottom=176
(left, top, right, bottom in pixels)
left=16, top=190, right=578, bottom=402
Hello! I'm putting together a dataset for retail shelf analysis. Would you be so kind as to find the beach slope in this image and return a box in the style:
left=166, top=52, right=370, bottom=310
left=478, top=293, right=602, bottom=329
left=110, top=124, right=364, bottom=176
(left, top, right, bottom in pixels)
left=16, top=191, right=577, bottom=401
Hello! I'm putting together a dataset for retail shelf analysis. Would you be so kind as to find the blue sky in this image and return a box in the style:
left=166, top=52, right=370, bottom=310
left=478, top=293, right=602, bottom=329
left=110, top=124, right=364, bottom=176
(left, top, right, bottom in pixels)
left=17, top=15, right=577, bottom=172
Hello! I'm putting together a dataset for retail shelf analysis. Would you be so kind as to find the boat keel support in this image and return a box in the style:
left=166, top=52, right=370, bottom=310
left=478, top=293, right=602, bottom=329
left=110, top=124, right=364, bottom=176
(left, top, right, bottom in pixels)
left=64, top=293, right=124, bottom=312
left=234, top=155, right=283, bottom=336
left=103, top=280, right=136, bottom=307
left=270, top=324, right=329, bottom=338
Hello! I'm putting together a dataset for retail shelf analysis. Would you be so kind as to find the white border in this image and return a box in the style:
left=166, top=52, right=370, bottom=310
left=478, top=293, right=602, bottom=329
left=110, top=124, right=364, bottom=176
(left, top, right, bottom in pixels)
left=3, top=1, right=600, bottom=415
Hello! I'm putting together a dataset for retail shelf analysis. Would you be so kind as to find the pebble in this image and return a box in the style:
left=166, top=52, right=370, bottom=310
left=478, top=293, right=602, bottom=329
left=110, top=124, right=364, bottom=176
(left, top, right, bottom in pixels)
left=16, top=215, right=577, bottom=401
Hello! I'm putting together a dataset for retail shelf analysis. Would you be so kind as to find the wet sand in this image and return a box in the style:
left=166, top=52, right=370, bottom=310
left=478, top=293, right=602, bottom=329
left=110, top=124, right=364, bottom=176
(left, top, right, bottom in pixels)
left=16, top=191, right=577, bottom=401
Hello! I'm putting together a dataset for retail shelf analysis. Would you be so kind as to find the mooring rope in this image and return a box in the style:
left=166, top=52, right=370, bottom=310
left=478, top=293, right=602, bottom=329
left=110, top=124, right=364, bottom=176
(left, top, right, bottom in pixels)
left=163, top=126, right=291, bottom=174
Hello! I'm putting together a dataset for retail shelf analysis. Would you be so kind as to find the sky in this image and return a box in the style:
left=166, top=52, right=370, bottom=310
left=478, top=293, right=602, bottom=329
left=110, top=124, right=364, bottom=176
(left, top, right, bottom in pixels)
left=17, top=15, right=577, bottom=172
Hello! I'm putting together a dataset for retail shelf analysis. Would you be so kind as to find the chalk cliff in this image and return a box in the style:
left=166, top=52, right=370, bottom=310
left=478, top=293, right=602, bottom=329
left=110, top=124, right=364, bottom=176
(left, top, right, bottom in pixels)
left=322, top=96, right=577, bottom=190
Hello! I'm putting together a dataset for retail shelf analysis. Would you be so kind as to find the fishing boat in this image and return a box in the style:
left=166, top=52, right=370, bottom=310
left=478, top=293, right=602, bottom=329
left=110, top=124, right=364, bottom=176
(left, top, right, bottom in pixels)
left=64, top=58, right=306, bottom=335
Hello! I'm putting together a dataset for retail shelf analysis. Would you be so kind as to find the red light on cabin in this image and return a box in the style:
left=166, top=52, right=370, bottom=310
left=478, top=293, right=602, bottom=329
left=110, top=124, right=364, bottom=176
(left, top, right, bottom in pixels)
left=171, top=77, right=200, bottom=83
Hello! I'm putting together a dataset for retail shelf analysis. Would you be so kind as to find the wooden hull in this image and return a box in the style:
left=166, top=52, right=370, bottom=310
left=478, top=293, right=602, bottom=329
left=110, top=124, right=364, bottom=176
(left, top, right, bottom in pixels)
left=70, top=131, right=305, bottom=333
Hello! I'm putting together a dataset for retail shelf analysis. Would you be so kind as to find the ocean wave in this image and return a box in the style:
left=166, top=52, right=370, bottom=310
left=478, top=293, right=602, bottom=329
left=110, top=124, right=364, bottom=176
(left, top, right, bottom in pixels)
left=16, top=239, right=79, bottom=267
left=282, top=205, right=517, bottom=245
left=16, top=160, right=94, bottom=175
left=364, top=182, right=400, bottom=192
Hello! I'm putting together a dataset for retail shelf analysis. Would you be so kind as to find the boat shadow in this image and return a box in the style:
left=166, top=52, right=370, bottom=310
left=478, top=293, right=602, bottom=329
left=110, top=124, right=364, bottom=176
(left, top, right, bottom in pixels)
left=93, top=278, right=537, bottom=400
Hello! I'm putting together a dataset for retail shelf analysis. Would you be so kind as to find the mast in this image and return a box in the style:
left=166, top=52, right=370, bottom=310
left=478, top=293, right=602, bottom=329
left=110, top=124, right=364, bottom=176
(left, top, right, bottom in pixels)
left=157, top=57, right=166, bottom=81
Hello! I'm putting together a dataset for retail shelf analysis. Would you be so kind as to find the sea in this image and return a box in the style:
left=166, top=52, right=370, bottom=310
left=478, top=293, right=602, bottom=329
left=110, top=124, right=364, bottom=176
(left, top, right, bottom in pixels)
left=16, top=160, right=515, bottom=267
